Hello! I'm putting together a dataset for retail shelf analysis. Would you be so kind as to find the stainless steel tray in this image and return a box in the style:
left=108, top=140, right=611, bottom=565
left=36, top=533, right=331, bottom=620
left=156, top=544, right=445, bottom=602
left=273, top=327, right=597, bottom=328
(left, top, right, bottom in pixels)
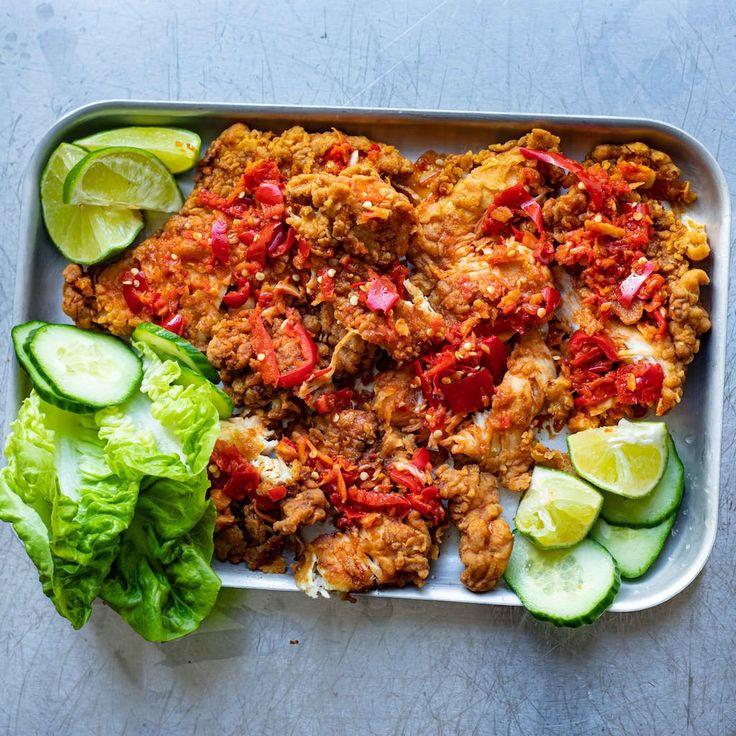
left=10, top=101, right=730, bottom=612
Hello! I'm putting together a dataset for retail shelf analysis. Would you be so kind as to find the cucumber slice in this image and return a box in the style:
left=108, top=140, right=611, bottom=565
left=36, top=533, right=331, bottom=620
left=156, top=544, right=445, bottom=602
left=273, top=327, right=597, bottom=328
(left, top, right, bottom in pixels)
left=27, top=324, right=142, bottom=409
left=11, top=321, right=95, bottom=414
left=589, top=515, right=676, bottom=579
left=504, top=533, right=620, bottom=627
left=177, top=364, right=233, bottom=419
left=600, top=434, right=684, bottom=528
left=132, top=322, right=219, bottom=383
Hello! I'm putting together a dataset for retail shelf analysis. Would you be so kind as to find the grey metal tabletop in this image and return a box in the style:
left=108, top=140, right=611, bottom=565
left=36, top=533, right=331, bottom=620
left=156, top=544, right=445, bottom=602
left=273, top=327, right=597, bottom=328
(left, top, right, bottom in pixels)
left=1, top=1, right=734, bottom=734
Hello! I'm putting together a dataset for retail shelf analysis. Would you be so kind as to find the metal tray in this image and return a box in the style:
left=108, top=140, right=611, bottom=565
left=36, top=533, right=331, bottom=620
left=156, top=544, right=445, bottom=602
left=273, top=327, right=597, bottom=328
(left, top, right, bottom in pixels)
left=10, top=101, right=730, bottom=612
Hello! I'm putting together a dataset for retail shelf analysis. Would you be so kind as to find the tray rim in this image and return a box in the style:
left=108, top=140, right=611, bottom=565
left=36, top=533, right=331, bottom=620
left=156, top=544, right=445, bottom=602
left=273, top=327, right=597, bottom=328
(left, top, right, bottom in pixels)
left=9, top=99, right=731, bottom=614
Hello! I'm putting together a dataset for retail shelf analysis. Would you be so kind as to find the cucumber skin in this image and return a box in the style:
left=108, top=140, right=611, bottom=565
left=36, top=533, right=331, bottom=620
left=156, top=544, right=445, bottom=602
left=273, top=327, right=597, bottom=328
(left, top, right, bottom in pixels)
left=12, top=321, right=96, bottom=414
left=600, top=435, right=684, bottom=528
left=590, top=515, right=676, bottom=580
left=26, top=324, right=142, bottom=409
left=132, top=322, right=220, bottom=383
left=504, top=534, right=621, bottom=628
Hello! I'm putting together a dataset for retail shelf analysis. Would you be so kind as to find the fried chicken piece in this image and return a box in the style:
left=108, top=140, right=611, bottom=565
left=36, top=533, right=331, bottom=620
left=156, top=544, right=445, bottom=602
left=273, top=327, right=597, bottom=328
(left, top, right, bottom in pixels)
left=435, top=464, right=513, bottom=592
left=62, top=123, right=274, bottom=348
left=413, top=129, right=560, bottom=259
left=293, top=511, right=432, bottom=598
left=214, top=504, right=286, bottom=574
left=270, top=126, right=414, bottom=180
left=286, top=172, right=415, bottom=265
left=307, top=409, right=378, bottom=464
left=443, top=330, right=558, bottom=491
left=273, top=487, right=329, bottom=535
left=371, top=368, right=424, bottom=432
left=553, top=267, right=708, bottom=429
left=63, top=210, right=228, bottom=348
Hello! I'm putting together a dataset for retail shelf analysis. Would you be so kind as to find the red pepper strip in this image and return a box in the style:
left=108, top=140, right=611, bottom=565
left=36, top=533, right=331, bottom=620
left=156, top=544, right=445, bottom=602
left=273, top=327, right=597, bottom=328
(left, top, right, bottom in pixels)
left=616, top=260, right=655, bottom=308
left=122, top=282, right=144, bottom=314
left=315, top=388, right=354, bottom=414
left=120, top=269, right=149, bottom=314
left=407, top=486, right=445, bottom=524
left=388, top=261, right=409, bottom=299
left=222, top=464, right=261, bottom=501
left=365, top=276, right=400, bottom=314
left=389, top=468, right=424, bottom=495
left=277, top=312, right=319, bottom=388
left=222, top=282, right=252, bottom=309
left=267, top=485, right=287, bottom=502
left=442, top=368, right=494, bottom=415
left=480, top=336, right=508, bottom=382
left=568, top=330, right=619, bottom=363
left=346, top=486, right=412, bottom=513
left=367, top=143, right=381, bottom=162
left=161, top=314, right=184, bottom=335
left=519, top=147, right=584, bottom=175
left=616, top=362, right=664, bottom=405
left=242, top=160, right=283, bottom=191
left=268, top=225, right=296, bottom=258
left=482, top=184, right=544, bottom=235
left=247, top=222, right=277, bottom=265
left=411, top=447, right=431, bottom=471
left=255, top=182, right=283, bottom=207
left=248, top=311, right=280, bottom=387
left=519, top=147, right=629, bottom=211
left=210, top=220, right=230, bottom=265
left=542, top=286, right=562, bottom=315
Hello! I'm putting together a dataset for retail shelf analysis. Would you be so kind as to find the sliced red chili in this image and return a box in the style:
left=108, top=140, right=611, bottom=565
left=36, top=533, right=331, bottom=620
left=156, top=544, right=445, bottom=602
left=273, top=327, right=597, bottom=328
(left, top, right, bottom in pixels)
left=480, top=336, right=508, bottom=382
left=222, top=464, right=261, bottom=501
left=389, top=468, right=424, bottom=495
left=249, top=310, right=280, bottom=387
left=365, top=277, right=400, bottom=314
left=481, top=184, right=544, bottom=236
left=616, top=260, right=655, bottom=308
left=346, top=486, right=411, bottom=513
left=222, top=283, right=252, bottom=309
left=542, top=286, right=562, bottom=316
left=255, top=182, right=283, bottom=207
left=267, top=485, right=287, bottom=502
left=161, top=314, right=184, bottom=335
left=267, top=225, right=296, bottom=258
left=210, top=220, right=230, bottom=265
left=242, top=160, right=283, bottom=191
left=442, top=368, right=494, bottom=415
left=411, top=447, right=431, bottom=471
left=277, top=311, right=319, bottom=388
left=120, top=269, right=148, bottom=315
left=315, top=388, right=354, bottom=415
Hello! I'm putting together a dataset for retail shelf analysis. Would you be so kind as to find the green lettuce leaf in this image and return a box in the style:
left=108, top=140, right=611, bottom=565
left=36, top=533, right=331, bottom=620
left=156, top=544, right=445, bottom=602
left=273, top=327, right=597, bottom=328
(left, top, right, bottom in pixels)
left=100, top=471, right=221, bottom=642
left=0, top=392, right=139, bottom=628
left=96, top=342, right=220, bottom=481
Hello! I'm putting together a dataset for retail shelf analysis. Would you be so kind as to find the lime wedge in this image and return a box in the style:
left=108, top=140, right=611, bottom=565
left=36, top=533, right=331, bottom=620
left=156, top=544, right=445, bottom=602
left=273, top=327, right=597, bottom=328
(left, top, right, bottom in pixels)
left=63, top=147, right=184, bottom=212
left=40, top=143, right=143, bottom=265
left=515, top=466, right=603, bottom=549
left=567, top=419, right=668, bottom=498
left=74, top=127, right=201, bottom=174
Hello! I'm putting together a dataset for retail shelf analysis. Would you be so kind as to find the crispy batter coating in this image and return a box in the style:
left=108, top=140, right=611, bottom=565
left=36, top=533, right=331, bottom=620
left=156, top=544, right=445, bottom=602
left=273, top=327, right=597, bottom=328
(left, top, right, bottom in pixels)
left=293, top=511, right=432, bottom=597
left=435, top=464, right=513, bottom=592
left=286, top=173, right=415, bottom=265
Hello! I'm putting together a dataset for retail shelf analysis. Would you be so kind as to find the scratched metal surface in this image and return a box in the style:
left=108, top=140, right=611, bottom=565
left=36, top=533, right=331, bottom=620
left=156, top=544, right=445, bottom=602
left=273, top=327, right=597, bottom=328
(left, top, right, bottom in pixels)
left=0, top=1, right=734, bottom=735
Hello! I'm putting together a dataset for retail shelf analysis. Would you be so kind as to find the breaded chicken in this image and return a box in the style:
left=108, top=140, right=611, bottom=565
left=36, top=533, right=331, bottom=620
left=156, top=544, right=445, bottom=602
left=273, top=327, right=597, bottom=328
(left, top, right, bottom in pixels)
left=435, top=464, right=513, bottom=592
